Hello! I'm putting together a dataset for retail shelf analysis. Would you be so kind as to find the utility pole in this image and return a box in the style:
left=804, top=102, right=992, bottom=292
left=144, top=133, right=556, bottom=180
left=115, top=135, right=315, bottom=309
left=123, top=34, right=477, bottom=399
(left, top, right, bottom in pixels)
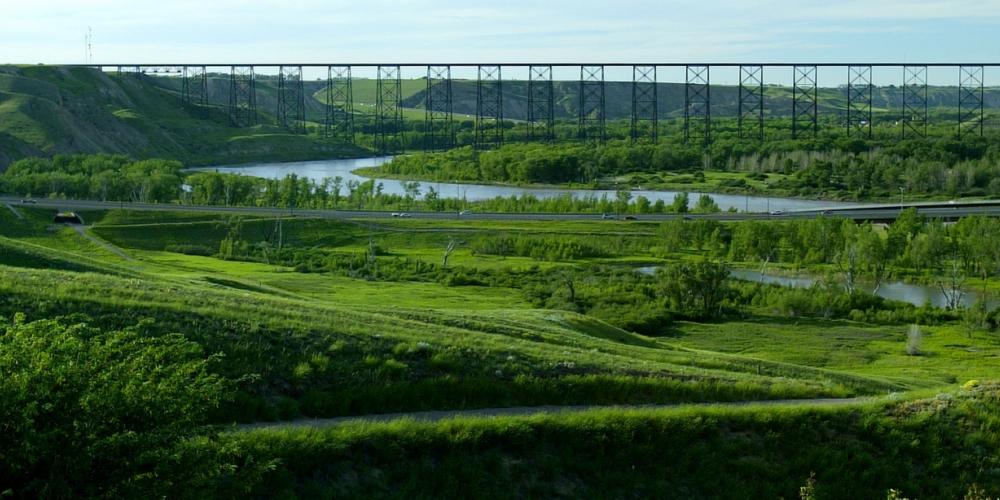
left=84, top=27, right=94, bottom=64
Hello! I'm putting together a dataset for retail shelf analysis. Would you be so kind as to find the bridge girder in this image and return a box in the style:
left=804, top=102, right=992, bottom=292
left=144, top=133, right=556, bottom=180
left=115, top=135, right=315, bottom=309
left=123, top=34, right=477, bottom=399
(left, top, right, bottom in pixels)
left=277, top=65, right=305, bottom=133
left=376, top=65, right=403, bottom=154
left=959, top=65, right=985, bottom=138
left=685, top=65, right=711, bottom=146
left=631, top=65, right=657, bottom=143
left=902, top=65, right=928, bottom=139
left=792, top=65, right=818, bottom=139
left=425, top=65, right=453, bottom=151
left=528, top=65, right=555, bottom=142
left=182, top=65, right=208, bottom=114
left=739, top=65, right=764, bottom=141
left=847, top=65, right=872, bottom=139
left=228, top=65, right=257, bottom=128
left=579, top=65, right=606, bottom=143
left=325, top=66, right=353, bottom=141
left=476, top=65, right=503, bottom=149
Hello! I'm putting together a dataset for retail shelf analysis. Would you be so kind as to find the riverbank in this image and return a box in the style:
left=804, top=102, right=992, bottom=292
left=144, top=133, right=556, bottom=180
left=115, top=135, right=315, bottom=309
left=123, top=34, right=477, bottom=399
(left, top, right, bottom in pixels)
left=353, top=164, right=982, bottom=206
left=185, top=157, right=855, bottom=212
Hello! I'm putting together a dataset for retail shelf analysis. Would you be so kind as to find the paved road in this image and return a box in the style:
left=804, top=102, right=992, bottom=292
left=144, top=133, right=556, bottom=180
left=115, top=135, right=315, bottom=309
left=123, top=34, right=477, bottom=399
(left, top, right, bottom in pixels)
left=238, top=396, right=877, bottom=431
left=4, top=196, right=1000, bottom=223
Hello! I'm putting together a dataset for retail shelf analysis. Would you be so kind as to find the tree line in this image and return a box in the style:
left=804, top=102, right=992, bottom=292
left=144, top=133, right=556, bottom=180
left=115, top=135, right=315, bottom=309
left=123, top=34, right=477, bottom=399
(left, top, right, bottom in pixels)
left=375, top=135, right=1000, bottom=200
left=0, top=154, right=724, bottom=214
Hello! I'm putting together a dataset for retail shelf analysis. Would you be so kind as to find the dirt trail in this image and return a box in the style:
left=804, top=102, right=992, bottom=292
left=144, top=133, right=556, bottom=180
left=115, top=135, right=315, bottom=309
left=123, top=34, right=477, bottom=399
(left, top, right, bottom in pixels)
left=239, top=396, right=876, bottom=431
left=70, top=225, right=133, bottom=261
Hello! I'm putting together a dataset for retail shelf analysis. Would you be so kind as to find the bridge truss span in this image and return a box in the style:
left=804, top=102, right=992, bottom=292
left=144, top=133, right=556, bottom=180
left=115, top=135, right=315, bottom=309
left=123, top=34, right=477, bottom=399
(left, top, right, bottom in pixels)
left=83, top=62, right=995, bottom=148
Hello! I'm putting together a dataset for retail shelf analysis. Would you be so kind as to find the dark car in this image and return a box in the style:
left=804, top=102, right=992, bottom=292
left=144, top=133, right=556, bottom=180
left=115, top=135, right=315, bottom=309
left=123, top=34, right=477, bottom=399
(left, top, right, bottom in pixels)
left=624, top=215, right=638, bottom=221
left=20, top=199, right=37, bottom=204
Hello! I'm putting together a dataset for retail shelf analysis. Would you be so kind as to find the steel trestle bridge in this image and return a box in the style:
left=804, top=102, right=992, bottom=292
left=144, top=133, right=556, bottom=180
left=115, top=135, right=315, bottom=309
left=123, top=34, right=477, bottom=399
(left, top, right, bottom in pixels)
left=60, top=62, right=999, bottom=153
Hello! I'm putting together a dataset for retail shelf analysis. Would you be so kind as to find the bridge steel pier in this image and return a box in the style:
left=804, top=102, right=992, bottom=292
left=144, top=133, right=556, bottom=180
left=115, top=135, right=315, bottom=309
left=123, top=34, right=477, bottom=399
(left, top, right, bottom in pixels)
left=959, top=65, right=985, bottom=138
left=902, top=65, right=928, bottom=139
left=579, top=65, right=606, bottom=143
left=277, top=65, right=305, bottom=133
left=228, top=65, right=257, bottom=128
left=376, top=65, right=403, bottom=154
left=116, top=65, right=142, bottom=79
left=476, top=65, right=503, bottom=149
left=425, top=65, right=453, bottom=151
left=631, top=65, right=657, bottom=143
left=324, top=66, right=353, bottom=141
left=685, top=65, right=711, bottom=145
left=792, top=65, right=818, bottom=139
left=181, top=65, right=208, bottom=113
left=528, top=65, right=555, bottom=142
left=739, top=65, right=764, bottom=141
left=847, top=65, right=873, bottom=139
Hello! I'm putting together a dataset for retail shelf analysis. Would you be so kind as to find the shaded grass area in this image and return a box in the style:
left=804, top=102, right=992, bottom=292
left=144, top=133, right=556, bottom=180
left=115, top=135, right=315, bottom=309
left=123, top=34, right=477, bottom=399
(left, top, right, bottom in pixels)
left=194, top=386, right=1000, bottom=499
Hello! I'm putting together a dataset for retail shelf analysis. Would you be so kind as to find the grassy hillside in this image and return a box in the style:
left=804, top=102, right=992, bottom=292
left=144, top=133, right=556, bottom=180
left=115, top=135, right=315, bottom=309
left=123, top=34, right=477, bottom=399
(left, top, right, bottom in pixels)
left=5, top=205, right=1000, bottom=496
left=3, top=65, right=999, bottom=172
left=0, top=207, right=913, bottom=423
left=0, top=66, right=365, bottom=170
left=211, top=386, right=1000, bottom=498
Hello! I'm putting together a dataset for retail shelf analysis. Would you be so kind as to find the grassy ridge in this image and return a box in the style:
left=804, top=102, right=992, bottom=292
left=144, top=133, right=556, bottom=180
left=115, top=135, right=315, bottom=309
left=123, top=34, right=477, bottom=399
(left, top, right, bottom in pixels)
left=189, top=386, right=1000, bottom=498
left=82, top=212, right=1000, bottom=392
left=5, top=206, right=1000, bottom=496
left=0, top=264, right=886, bottom=422
left=0, top=66, right=365, bottom=169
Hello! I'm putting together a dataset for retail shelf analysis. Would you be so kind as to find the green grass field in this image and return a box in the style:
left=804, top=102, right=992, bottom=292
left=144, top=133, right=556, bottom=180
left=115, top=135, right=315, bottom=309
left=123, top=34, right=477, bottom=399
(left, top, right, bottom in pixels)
left=4, top=205, right=1000, bottom=497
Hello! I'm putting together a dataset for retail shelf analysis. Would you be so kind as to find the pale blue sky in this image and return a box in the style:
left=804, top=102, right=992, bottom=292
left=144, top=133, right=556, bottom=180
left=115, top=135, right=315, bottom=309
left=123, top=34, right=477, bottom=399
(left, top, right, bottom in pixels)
left=2, top=0, right=999, bottom=84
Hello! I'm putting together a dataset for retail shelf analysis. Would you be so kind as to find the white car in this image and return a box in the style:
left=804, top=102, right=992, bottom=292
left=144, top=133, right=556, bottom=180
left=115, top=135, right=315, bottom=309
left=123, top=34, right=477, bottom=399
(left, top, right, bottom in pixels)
left=769, top=210, right=785, bottom=216
left=391, top=212, right=401, bottom=217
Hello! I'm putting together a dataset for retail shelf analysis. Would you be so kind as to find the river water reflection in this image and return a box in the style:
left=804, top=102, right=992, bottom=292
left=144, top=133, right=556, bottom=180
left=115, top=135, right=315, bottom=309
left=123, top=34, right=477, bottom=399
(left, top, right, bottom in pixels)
left=193, top=157, right=858, bottom=213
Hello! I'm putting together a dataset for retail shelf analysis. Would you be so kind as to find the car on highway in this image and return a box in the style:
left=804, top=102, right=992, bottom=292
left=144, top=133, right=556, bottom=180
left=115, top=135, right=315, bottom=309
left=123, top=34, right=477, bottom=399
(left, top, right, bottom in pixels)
left=623, top=215, right=638, bottom=221
left=769, top=210, right=785, bottom=216
left=391, top=212, right=401, bottom=217
left=601, top=213, right=615, bottom=220
left=821, top=210, right=833, bottom=216
left=682, top=215, right=694, bottom=220
left=20, top=199, right=37, bottom=204
left=398, top=212, right=411, bottom=218
left=458, top=209, right=472, bottom=216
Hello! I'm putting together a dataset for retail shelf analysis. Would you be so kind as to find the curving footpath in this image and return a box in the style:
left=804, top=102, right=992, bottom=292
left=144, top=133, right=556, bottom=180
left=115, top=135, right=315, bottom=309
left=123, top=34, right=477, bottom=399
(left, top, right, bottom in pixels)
left=239, top=396, right=879, bottom=431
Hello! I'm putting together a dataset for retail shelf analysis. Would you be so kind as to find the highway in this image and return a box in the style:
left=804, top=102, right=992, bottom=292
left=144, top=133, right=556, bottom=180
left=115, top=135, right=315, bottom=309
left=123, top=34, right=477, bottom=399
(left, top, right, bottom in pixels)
left=4, top=196, right=1000, bottom=223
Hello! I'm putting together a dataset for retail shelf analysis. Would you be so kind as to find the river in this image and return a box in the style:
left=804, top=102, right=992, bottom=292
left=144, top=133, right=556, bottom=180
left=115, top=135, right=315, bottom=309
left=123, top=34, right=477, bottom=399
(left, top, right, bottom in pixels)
left=191, top=157, right=858, bottom=213
left=637, top=266, right=988, bottom=308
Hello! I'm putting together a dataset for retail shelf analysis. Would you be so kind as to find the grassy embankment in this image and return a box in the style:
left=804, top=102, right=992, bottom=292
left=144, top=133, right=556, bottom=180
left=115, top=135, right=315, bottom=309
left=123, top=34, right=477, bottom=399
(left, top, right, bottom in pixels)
left=4, top=205, right=1000, bottom=496
left=0, top=65, right=366, bottom=169
left=2, top=207, right=906, bottom=423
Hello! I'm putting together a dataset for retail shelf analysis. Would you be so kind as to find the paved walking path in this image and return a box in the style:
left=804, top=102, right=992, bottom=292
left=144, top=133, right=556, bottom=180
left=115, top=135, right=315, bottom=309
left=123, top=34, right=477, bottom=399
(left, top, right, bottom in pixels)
left=70, top=225, right=133, bottom=261
left=239, top=397, right=876, bottom=431
left=5, top=203, right=24, bottom=220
